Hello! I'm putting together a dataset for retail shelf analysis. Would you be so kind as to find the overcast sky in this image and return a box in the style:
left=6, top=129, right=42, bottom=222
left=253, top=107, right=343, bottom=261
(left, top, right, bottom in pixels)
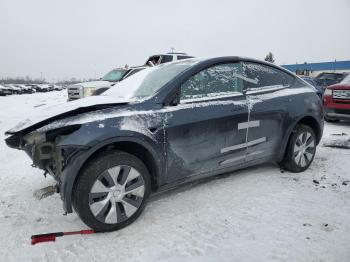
left=1, top=0, right=349, bottom=81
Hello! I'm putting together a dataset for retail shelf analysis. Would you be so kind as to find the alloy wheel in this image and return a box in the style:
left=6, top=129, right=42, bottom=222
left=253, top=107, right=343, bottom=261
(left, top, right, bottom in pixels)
left=293, top=131, right=315, bottom=167
left=89, top=165, right=145, bottom=224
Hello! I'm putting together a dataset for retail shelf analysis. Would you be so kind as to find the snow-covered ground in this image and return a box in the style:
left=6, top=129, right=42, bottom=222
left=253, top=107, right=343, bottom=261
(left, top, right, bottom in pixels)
left=0, top=91, right=350, bottom=262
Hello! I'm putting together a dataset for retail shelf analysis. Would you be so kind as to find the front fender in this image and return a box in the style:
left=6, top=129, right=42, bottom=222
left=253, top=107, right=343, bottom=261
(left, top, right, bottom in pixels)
left=59, top=133, right=165, bottom=213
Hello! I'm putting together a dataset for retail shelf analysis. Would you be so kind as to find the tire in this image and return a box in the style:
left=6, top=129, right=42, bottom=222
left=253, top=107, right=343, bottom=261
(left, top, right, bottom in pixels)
left=280, top=124, right=316, bottom=172
left=72, top=150, right=151, bottom=232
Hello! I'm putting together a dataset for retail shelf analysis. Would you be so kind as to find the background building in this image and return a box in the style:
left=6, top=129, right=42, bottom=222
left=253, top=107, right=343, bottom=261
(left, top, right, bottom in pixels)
left=282, top=60, right=350, bottom=77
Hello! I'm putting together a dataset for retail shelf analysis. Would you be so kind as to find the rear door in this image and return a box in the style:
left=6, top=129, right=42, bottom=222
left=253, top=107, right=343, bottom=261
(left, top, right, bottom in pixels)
left=241, top=62, right=295, bottom=161
left=165, top=63, right=248, bottom=183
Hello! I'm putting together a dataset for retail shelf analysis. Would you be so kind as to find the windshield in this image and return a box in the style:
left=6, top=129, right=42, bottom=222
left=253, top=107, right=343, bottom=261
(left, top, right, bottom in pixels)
left=102, top=69, right=128, bottom=82
left=102, top=59, right=198, bottom=100
left=340, top=74, right=350, bottom=84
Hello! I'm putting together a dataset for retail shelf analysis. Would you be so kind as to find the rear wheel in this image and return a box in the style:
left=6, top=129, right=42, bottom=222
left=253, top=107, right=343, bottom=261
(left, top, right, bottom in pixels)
left=280, top=124, right=316, bottom=172
left=72, top=150, right=151, bottom=232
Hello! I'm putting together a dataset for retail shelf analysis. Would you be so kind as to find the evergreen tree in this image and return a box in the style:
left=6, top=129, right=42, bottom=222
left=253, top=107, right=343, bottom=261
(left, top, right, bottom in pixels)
left=264, top=52, right=275, bottom=63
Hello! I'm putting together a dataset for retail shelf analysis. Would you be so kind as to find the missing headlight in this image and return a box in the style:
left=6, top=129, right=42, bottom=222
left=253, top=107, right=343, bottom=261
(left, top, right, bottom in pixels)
left=23, top=131, right=46, bottom=145
left=45, top=125, right=81, bottom=141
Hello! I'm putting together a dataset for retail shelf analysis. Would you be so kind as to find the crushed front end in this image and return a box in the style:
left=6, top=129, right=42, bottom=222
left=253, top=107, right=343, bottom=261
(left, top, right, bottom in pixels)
left=5, top=125, right=83, bottom=183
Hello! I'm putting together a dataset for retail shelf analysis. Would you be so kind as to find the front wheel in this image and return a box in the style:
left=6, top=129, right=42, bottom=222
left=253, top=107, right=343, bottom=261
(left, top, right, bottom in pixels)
left=72, top=150, right=151, bottom=232
left=280, top=124, right=316, bottom=172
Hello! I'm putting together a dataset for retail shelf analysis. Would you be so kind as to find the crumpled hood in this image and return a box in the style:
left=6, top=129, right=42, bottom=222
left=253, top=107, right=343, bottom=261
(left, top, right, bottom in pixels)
left=70, top=80, right=114, bottom=89
left=5, top=95, right=128, bottom=135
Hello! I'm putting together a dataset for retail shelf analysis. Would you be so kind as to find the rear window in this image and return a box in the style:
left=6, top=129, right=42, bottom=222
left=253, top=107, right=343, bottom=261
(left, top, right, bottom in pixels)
left=316, top=73, right=343, bottom=80
left=145, top=56, right=161, bottom=66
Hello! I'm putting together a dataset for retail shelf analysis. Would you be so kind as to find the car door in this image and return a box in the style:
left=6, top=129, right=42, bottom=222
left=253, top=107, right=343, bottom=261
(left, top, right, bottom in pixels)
left=164, top=62, right=249, bottom=183
left=241, top=62, right=295, bottom=161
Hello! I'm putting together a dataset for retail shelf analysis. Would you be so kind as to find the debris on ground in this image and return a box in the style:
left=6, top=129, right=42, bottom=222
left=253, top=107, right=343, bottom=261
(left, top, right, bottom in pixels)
left=33, top=185, right=57, bottom=200
left=323, top=133, right=350, bottom=149
left=313, top=179, right=320, bottom=185
left=303, top=223, right=312, bottom=227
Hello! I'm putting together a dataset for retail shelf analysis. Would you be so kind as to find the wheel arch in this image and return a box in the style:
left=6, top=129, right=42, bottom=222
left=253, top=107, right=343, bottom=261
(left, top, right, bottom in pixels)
left=296, top=116, right=322, bottom=144
left=61, top=136, right=164, bottom=213
left=278, top=115, right=322, bottom=162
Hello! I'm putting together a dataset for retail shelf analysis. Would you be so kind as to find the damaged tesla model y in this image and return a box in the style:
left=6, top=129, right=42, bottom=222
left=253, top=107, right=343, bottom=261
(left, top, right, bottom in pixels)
left=5, top=57, right=324, bottom=231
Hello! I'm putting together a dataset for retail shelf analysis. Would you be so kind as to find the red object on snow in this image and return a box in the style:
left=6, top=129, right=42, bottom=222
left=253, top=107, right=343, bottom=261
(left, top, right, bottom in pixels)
left=31, top=230, right=95, bottom=245
left=31, top=234, right=57, bottom=245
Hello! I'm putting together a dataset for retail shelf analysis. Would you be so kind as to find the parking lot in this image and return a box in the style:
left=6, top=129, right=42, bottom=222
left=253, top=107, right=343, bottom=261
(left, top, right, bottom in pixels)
left=0, top=91, right=349, bottom=261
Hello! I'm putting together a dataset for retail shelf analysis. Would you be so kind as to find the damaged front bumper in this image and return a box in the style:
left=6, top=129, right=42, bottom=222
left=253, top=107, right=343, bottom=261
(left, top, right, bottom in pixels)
left=5, top=124, right=86, bottom=183
left=6, top=129, right=90, bottom=213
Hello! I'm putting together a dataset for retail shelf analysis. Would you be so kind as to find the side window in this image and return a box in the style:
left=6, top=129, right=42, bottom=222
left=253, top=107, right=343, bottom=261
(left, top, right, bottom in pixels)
left=160, top=55, right=173, bottom=63
left=242, top=62, right=294, bottom=89
left=181, top=63, right=243, bottom=101
left=177, top=55, right=193, bottom=60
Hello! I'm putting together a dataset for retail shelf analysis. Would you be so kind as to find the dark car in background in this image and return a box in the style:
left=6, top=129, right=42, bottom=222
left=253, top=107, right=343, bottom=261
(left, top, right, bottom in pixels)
left=5, top=57, right=323, bottom=231
left=314, top=72, right=347, bottom=88
left=300, top=76, right=323, bottom=98
left=323, top=74, right=350, bottom=122
left=4, top=84, right=22, bottom=94
left=15, top=84, right=35, bottom=94
left=0, top=84, right=13, bottom=96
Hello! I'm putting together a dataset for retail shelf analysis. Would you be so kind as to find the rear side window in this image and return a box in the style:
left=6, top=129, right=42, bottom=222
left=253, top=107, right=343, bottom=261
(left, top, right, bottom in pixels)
left=181, top=63, right=243, bottom=101
left=242, top=62, right=294, bottom=89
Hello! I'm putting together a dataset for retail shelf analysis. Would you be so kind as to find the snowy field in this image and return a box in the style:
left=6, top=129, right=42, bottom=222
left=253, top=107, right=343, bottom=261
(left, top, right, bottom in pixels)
left=0, top=91, right=350, bottom=262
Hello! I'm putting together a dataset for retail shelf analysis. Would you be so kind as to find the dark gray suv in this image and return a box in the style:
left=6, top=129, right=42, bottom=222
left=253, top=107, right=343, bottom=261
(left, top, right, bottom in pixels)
left=5, top=57, right=324, bottom=231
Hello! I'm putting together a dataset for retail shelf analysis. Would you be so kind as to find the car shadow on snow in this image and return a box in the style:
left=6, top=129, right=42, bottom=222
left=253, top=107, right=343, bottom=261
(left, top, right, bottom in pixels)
left=150, top=163, right=278, bottom=202
left=327, top=120, right=350, bottom=127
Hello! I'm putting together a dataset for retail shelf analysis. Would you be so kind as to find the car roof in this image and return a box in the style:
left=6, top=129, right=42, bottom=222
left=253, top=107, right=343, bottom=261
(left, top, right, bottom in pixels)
left=166, top=52, right=189, bottom=55
left=150, top=53, right=191, bottom=57
left=185, top=56, right=296, bottom=77
left=130, top=65, right=148, bottom=69
left=316, top=72, right=346, bottom=76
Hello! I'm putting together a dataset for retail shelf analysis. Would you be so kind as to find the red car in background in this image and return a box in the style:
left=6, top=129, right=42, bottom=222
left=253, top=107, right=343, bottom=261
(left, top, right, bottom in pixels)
left=323, top=74, right=350, bottom=122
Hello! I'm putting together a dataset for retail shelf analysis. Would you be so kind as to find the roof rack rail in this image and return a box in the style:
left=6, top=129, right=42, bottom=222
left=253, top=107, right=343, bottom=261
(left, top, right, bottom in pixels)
left=166, top=52, right=188, bottom=55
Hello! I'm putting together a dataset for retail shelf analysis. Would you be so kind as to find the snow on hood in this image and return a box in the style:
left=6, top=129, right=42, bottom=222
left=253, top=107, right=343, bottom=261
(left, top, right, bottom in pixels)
left=5, top=95, right=129, bottom=134
left=71, top=80, right=114, bottom=89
